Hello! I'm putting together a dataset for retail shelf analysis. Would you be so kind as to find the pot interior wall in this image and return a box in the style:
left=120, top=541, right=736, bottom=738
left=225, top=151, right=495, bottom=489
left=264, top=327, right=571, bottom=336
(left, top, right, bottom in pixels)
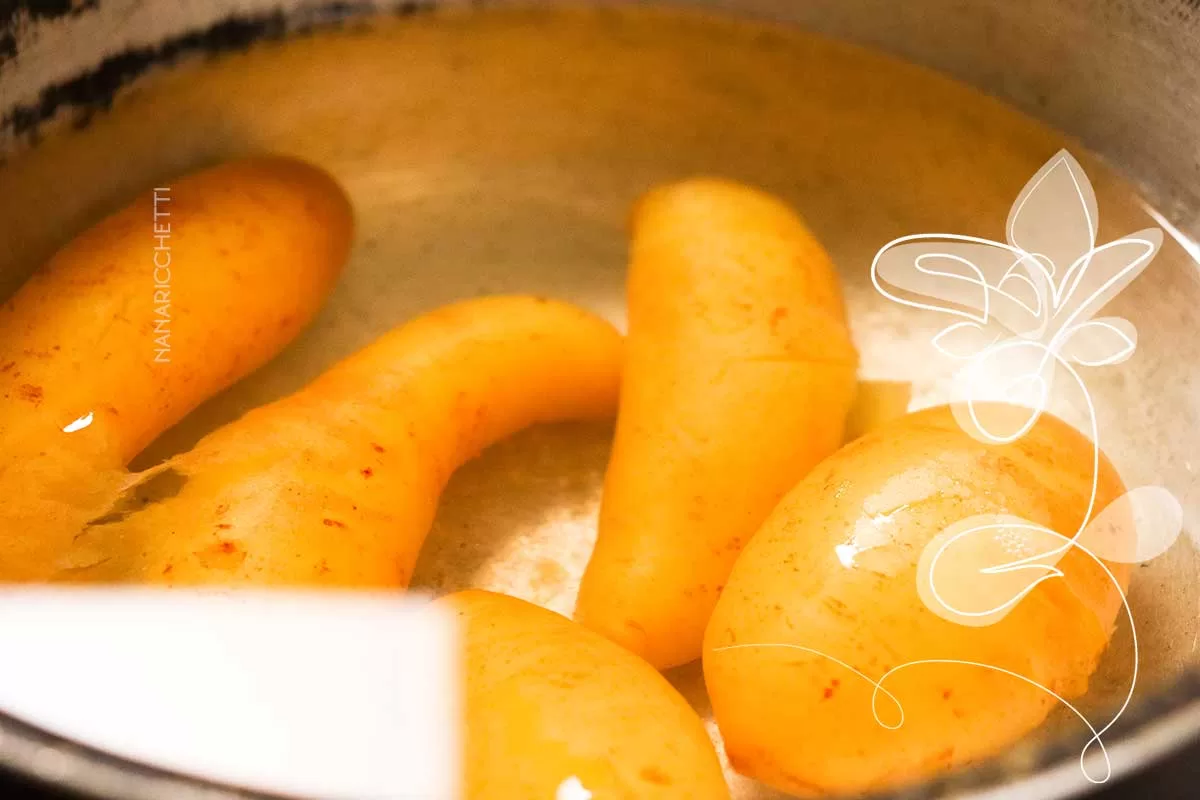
left=1, top=2, right=1199, bottom=798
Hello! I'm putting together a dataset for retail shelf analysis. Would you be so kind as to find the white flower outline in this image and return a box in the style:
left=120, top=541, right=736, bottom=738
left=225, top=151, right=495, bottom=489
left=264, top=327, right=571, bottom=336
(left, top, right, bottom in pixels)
left=871, top=150, right=1175, bottom=610
left=870, top=149, right=1178, bottom=782
left=709, top=150, right=1183, bottom=786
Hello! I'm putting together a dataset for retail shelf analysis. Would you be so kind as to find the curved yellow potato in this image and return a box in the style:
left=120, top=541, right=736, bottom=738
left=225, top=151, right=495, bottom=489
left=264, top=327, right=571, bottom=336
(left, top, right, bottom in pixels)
left=441, top=589, right=729, bottom=799
left=703, top=404, right=1129, bottom=795
left=68, top=296, right=621, bottom=586
left=0, top=157, right=352, bottom=581
left=576, top=178, right=859, bottom=669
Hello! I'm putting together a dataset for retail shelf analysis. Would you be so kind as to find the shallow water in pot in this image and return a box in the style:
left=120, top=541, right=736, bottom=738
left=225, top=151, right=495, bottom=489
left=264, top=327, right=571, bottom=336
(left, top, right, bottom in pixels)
left=1, top=5, right=1198, bottom=796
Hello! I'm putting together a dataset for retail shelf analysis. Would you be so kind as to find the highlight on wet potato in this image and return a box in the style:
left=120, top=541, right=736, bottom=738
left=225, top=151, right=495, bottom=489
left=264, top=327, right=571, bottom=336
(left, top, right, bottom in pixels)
left=1, top=3, right=1198, bottom=800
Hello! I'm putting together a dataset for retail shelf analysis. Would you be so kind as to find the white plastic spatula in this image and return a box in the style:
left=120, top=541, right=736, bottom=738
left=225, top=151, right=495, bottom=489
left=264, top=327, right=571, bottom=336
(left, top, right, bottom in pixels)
left=0, top=589, right=459, bottom=799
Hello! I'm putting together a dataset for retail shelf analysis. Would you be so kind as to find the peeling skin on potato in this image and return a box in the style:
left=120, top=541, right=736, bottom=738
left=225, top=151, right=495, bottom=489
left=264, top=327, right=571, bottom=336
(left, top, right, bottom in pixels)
left=84, top=467, right=189, bottom=527
left=63, top=296, right=622, bottom=589
left=0, top=157, right=353, bottom=582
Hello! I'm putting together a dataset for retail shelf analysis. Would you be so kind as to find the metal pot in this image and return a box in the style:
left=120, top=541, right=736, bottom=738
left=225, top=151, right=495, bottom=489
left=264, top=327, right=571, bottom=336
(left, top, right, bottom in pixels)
left=2, top=1, right=1198, bottom=798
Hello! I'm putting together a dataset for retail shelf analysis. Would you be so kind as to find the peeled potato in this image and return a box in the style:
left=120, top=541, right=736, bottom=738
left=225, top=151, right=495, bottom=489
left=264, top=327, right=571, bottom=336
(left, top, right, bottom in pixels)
left=442, top=589, right=729, bottom=799
left=703, top=404, right=1129, bottom=794
left=66, top=296, right=621, bottom=586
left=0, top=157, right=352, bottom=581
left=576, top=178, right=859, bottom=670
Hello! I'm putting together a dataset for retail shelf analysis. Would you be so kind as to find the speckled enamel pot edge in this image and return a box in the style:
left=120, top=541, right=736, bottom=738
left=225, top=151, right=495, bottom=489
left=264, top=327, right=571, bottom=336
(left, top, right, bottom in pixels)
left=2, top=1, right=1200, bottom=798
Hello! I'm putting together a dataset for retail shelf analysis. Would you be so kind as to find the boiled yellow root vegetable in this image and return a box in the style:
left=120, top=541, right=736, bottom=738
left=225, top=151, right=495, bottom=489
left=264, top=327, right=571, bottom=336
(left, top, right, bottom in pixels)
left=0, top=157, right=352, bottom=581
left=67, top=296, right=621, bottom=586
left=575, top=178, right=859, bottom=670
left=441, top=589, right=729, bottom=799
left=703, top=404, right=1128, bottom=795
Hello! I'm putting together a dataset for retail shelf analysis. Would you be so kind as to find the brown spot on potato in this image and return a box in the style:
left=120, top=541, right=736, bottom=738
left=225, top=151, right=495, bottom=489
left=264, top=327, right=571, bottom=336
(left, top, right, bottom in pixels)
left=824, top=597, right=851, bottom=617
left=371, top=443, right=385, bottom=453
left=639, top=766, right=672, bottom=785
left=195, top=539, right=246, bottom=569
left=323, top=518, right=346, bottom=528
left=17, top=383, right=42, bottom=404
left=361, top=467, right=373, bottom=478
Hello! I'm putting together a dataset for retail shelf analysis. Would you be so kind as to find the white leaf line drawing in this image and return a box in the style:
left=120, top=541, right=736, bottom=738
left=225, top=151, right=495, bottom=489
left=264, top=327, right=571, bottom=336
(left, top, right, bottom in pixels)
left=714, top=532, right=1135, bottom=783
left=711, top=150, right=1182, bottom=784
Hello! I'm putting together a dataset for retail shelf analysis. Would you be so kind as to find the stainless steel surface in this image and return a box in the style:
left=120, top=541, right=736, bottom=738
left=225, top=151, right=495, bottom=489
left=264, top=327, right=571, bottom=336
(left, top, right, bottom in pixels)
left=1, top=2, right=1199, bottom=799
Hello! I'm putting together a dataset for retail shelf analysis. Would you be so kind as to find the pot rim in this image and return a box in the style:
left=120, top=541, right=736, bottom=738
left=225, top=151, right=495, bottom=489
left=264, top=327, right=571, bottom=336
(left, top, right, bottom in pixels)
left=0, top=668, right=1197, bottom=799
left=2, top=2, right=1199, bottom=798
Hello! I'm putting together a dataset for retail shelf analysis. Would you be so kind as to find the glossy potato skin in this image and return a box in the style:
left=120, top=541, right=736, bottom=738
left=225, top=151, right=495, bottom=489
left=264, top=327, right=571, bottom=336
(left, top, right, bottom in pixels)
left=576, top=179, right=859, bottom=670
left=703, top=404, right=1129, bottom=795
left=0, top=157, right=352, bottom=581
left=442, top=590, right=729, bottom=799
left=70, top=297, right=621, bottom=586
